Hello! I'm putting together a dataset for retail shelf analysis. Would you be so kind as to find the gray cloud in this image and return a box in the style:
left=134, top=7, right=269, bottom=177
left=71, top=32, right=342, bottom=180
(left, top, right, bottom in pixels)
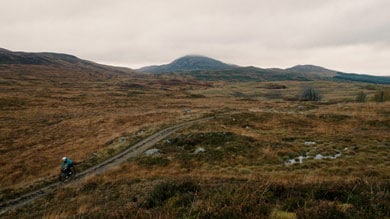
left=1, top=0, right=389, bottom=75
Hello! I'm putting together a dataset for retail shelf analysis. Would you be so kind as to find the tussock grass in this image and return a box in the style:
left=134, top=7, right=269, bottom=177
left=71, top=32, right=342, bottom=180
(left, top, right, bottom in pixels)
left=5, top=174, right=388, bottom=218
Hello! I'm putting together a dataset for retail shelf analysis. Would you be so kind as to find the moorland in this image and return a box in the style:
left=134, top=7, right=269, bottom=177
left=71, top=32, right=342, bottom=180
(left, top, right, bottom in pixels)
left=0, top=49, right=389, bottom=218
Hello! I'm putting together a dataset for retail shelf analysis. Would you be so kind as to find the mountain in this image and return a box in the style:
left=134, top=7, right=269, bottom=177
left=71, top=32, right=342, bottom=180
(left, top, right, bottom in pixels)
left=141, top=55, right=389, bottom=84
left=138, top=56, right=341, bottom=81
left=0, top=48, right=135, bottom=82
left=2, top=48, right=388, bottom=84
left=138, top=55, right=237, bottom=73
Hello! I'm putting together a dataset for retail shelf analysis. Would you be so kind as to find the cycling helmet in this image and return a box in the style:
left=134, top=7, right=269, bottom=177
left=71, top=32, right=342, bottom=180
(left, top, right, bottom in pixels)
left=62, top=157, right=67, bottom=161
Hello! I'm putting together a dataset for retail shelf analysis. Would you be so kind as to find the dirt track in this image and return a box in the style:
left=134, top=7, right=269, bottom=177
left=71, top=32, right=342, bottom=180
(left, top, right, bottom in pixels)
left=0, top=117, right=211, bottom=215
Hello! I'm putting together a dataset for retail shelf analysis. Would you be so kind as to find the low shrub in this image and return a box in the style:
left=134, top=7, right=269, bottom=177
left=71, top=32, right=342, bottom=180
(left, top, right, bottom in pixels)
left=373, top=89, right=390, bottom=102
left=188, top=94, right=206, bottom=98
left=299, top=87, right=322, bottom=101
left=265, top=83, right=287, bottom=89
left=355, top=91, right=367, bottom=102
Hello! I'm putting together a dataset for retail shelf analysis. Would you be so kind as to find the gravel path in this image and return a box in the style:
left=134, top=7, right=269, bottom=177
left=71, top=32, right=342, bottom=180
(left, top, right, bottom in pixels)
left=0, top=117, right=211, bottom=215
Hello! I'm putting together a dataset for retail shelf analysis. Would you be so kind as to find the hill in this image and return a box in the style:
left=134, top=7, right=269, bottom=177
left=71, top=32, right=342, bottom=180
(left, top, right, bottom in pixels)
left=334, top=72, right=390, bottom=84
left=137, top=55, right=237, bottom=73
left=139, top=56, right=389, bottom=84
left=286, top=64, right=338, bottom=77
left=187, top=64, right=390, bottom=83
left=185, top=66, right=332, bottom=82
left=0, top=48, right=135, bottom=82
left=2, top=49, right=388, bottom=84
left=287, top=65, right=390, bottom=84
left=138, top=56, right=338, bottom=81
left=0, top=48, right=82, bottom=65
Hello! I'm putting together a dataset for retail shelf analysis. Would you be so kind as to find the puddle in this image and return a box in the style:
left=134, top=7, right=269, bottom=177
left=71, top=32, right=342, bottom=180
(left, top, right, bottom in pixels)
left=314, top=153, right=341, bottom=160
left=285, top=141, right=348, bottom=165
left=285, top=155, right=310, bottom=165
left=285, top=152, right=343, bottom=165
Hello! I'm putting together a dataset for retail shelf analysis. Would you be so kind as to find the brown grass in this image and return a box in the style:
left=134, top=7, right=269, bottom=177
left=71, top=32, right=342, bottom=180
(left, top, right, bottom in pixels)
left=0, top=65, right=214, bottom=191
left=1, top=68, right=389, bottom=218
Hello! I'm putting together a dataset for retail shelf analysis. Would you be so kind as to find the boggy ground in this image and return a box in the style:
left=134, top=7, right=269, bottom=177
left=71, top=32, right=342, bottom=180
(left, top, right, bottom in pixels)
left=2, top=78, right=389, bottom=218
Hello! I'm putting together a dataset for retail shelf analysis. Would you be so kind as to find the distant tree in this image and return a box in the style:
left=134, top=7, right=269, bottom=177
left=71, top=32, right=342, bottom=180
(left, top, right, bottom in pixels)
left=373, top=89, right=390, bottom=102
left=299, top=87, right=322, bottom=101
left=355, top=91, right=367, bottom=102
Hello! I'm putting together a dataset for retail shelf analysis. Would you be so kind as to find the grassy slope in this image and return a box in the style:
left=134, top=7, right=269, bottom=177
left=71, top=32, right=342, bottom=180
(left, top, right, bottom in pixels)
left=1, top=78, right=389, bottom=218
left=334, top=72, right=390, bottom=84
left=0, top=65, right=212, bottom=191
left=184, top=67, right=324, bottom=82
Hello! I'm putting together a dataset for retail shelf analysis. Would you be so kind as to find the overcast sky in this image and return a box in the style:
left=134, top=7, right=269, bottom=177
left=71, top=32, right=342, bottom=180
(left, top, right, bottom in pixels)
left=1, top=0, right=389, bottom=76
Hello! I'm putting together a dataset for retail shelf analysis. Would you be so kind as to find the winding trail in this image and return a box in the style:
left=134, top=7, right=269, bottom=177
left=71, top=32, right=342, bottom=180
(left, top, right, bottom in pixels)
left=0, top=117, right=211, bottom=215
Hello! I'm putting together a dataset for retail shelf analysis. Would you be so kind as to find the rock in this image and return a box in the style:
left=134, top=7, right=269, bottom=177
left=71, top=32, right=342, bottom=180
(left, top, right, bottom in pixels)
left=184, top=108, right=192, bottom=114
left=118, top=137, right=126, bottom=143
left=331, top=153, right=342, bottom=159
left=194, top=147, right=206, bottom=154
left=285, top=159, right=296, bottom=165
left=298, top=156, right=304, bottom=163
left=145, top=148, right=161, bottom=155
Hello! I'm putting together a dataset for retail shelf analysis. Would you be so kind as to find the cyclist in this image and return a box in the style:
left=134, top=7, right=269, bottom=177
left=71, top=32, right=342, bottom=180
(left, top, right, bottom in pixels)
left=61, top=156, right=74, bottom=176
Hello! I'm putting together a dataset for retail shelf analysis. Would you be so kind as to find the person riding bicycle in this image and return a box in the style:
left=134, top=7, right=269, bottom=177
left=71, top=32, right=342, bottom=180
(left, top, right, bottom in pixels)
left=61, top=156, right=74, bottom=176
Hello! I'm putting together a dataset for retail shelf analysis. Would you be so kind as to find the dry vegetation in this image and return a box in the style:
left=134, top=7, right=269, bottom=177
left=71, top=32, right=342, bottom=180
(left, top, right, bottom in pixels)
left=0, top=65, right=213, bottom=191
left=1, top=67, right=389, bottom=218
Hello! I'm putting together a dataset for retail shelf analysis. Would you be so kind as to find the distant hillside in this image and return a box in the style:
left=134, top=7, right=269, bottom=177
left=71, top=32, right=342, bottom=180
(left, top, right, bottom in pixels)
left=286, top=65, right=338, bottom=77
left=334, top=72, right=390, bottom=84
left=138, top=55, right=237, bottom=73
left=184, top=66, right=328, bottom=82
left=0, top=48, right=81, bottom=65
left=142, top=56, right=389, bottom=84
left=138, top=56, right=342, bottom=82
left=286, top=65, right=390, bottom=84
left=2, top=48, right=388, bottom=84
left=0, top=48, right=135, bottom=82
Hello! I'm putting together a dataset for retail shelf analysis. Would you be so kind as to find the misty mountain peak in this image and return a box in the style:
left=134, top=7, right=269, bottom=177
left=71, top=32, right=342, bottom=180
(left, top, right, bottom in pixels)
left=138, top=55, right=237, bottom=73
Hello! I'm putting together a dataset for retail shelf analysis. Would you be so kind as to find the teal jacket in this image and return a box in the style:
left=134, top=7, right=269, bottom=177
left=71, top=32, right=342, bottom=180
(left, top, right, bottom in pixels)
left=61, top=158, right=73, bottom=169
